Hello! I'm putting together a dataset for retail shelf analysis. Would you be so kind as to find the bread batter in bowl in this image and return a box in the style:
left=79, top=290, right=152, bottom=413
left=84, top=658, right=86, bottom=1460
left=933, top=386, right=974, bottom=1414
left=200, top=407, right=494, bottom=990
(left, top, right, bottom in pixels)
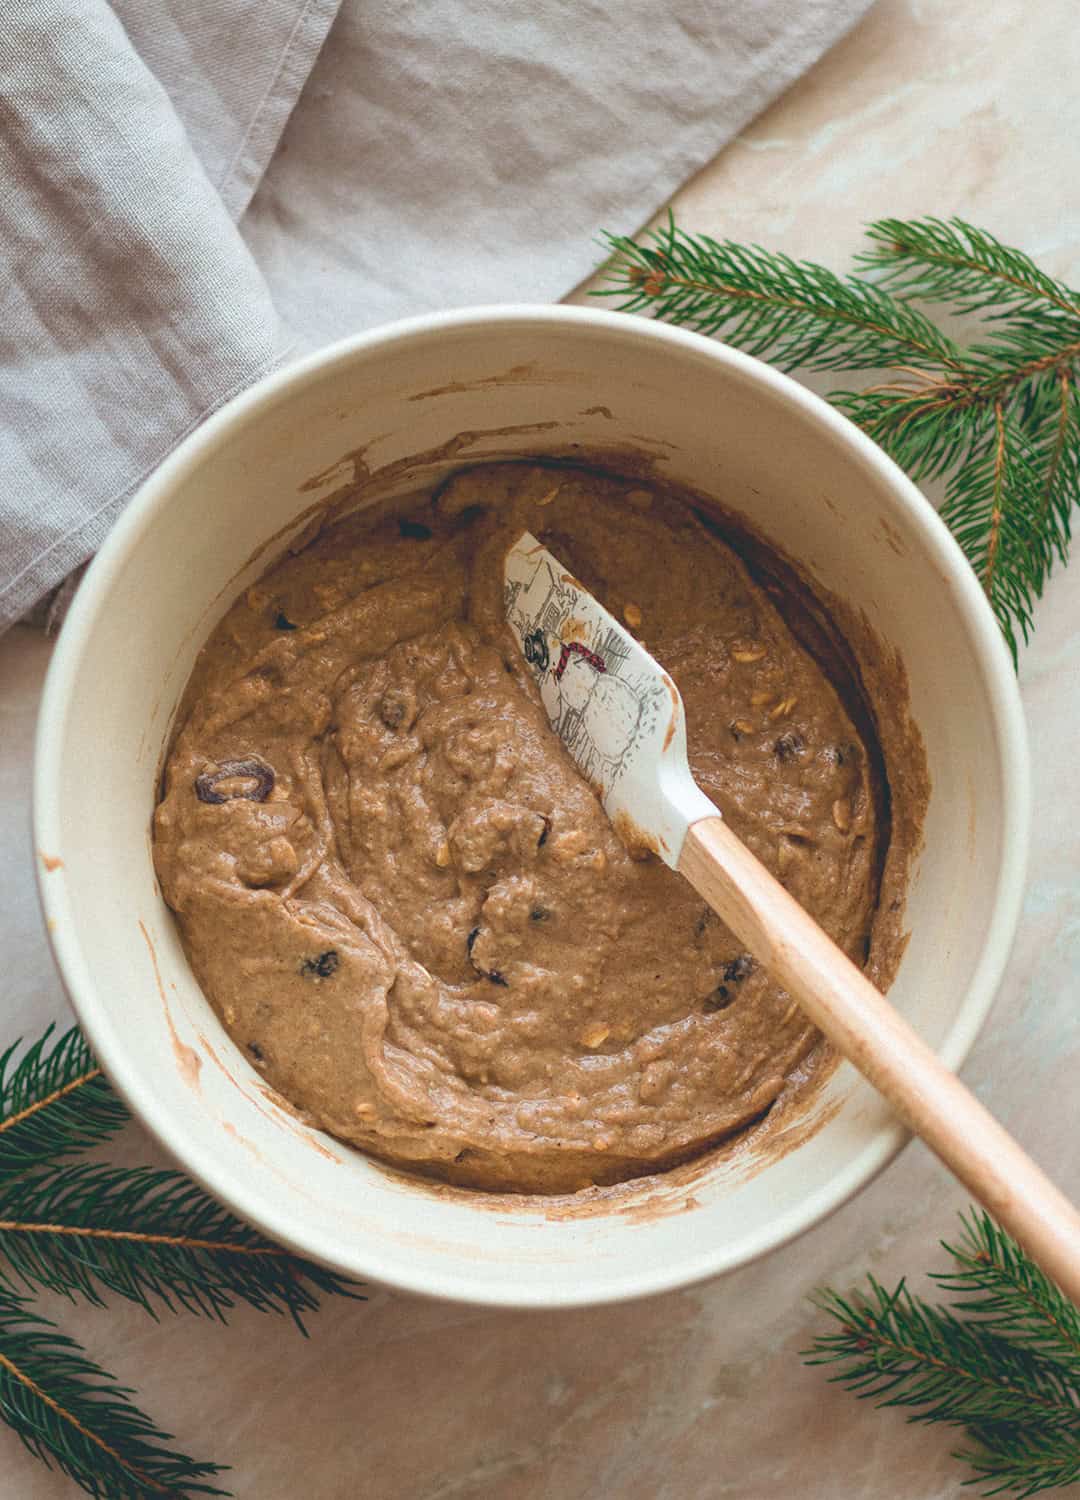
left=154, top=462, right=923, bottom=1193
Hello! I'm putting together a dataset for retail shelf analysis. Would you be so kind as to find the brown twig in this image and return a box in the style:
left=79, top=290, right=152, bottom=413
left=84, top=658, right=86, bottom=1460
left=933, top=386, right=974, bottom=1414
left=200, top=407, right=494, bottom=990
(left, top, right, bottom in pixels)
left=984, top=401, right=1008, bottom=597
left=0, top=1219, right=291, bottom=1256
left=1039, top=366, right=1075, bottom=524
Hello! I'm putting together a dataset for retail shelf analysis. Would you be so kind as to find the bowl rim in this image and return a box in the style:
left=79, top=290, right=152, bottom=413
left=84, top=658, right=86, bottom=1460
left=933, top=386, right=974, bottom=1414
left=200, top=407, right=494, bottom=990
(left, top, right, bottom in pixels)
left=33, top=304, right=1031, bottom=1308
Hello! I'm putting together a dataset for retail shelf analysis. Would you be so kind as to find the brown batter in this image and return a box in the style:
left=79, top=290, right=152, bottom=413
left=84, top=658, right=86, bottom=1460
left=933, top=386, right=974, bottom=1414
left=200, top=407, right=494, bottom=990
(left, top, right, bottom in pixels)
left=153, top=462, right=920, bottom=1193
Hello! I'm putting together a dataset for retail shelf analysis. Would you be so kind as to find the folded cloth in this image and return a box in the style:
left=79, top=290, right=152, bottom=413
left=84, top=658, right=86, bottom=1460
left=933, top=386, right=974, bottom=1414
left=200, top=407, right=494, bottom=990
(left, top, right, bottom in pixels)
left=245, top=0, right=875, bottom=338
left=0, top=0, right=339, bottom=630
left=0, top=0, right=872, bottom=633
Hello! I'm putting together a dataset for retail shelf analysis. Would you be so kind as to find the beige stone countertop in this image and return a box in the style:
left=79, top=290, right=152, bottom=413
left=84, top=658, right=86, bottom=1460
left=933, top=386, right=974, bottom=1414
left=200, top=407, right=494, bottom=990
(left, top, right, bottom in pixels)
left=3, top=1, right=1079, bottom=1494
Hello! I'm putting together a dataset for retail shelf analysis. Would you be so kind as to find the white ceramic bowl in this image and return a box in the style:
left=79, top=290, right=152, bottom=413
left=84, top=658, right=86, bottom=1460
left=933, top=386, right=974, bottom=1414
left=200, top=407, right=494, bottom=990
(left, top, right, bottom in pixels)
left=34, top=307, right=1029, bottom=1308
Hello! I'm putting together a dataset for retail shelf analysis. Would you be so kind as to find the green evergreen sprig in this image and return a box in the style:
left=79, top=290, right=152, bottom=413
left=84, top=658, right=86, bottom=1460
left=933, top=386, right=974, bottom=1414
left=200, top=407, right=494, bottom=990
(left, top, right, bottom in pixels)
left=0, top=1285, right=227, bottom=1498
left=858, top=218, right=1080, bottom=328
left=599, top=222, right=965, bottom=372
left=0, top=1026, right=127, bottom=1176
left=0, top=1162, right=357, bottom=1329
left=806, top=1212, right=1080, bottom=1497
left=0, top=1026, right=362, bottom=1497
left=933, top=1212, right=1080, bottom=1372
left=598, top=214, right=1080, bottom=661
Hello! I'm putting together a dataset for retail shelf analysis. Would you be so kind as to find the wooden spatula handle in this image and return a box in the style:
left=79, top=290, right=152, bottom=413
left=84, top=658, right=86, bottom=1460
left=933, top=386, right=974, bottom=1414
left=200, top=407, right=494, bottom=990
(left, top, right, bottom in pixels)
left=679, top=815, right=1080, bottom=1305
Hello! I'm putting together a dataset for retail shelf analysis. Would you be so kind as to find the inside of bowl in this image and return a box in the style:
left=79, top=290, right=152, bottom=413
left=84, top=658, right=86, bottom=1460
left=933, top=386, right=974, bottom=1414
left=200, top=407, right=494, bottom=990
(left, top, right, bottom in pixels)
left=39, top=312, right=1025, bottom=1304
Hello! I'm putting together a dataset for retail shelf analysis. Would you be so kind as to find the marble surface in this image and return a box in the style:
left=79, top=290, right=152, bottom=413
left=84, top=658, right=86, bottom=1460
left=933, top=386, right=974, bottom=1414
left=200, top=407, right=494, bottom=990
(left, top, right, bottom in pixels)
left=4, top=0, right=1080, bottom=1494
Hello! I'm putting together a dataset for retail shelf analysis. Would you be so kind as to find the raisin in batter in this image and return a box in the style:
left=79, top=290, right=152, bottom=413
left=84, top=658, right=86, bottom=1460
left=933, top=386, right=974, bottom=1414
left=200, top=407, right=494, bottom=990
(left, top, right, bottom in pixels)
left=153, top=463, right=916, bottom=1193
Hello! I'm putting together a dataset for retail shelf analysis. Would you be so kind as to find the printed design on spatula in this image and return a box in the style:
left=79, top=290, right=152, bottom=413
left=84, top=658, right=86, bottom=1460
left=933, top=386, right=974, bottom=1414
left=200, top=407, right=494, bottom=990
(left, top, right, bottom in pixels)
left=504, top=552, right=671, bottom=796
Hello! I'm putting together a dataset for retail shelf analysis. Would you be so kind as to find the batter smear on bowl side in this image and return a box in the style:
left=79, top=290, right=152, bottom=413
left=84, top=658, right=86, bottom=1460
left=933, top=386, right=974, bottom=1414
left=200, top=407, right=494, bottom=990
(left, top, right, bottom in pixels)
left=153, top=462, right=924, bottom=1193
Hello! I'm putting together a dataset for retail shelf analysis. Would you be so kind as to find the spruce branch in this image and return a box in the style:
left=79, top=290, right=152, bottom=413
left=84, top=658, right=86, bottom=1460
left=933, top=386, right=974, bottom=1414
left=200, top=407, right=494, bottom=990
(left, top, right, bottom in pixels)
left=939, top=401, right=1049, bottom=659
left=0, top=1026, right=127, bottom=1177
left=0, top=1163, right=362, bottom=1329
left=599, top=214, right=1080, bottom=664
left=807, top=1278, right=1079, bottom=1432
left=806, top=1214, right=1080, bottom=1497
left=830, top=375, right=985, bottom=482
left=933, top=1211, right=1080, bottom=1374
left=0, top=1284, right=228, bottom=1498
left=859, top=217, right=1080, bottom=325
left=1018, top=367, right=1080, bottom=568
left=598, top=215, right=965, bottom=372
left=958, top=1423, right=1080, bottom=1499
left=0, top=1024, right=364, bottom=1493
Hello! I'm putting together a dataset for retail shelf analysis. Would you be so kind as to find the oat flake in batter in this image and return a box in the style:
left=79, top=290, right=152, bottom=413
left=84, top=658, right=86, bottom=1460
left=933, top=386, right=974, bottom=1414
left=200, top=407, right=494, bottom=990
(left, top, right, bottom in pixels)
left=153, top=462, right=921, bottom=1193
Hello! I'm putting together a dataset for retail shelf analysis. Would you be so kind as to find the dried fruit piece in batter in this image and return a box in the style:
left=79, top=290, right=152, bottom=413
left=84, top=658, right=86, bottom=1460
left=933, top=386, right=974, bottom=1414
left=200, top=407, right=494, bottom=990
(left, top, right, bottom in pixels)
left=775, top=732, right=805, bottom=762
left=194, top=759, right=275, bottom=805
left=300, top=951, right=339, bottom=979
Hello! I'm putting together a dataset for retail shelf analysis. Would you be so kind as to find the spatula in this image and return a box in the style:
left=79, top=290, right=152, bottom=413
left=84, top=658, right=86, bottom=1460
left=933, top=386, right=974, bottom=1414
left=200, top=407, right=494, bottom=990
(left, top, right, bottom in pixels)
left=505, top=530, right=1080, bottom=1302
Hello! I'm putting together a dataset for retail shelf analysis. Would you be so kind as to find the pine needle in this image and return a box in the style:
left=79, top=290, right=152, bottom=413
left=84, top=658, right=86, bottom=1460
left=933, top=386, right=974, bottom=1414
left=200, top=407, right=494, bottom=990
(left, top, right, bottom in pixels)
left=0, top=1163, right=363, bottom=1330
left=0, top=1026, right=127, bottom=1177
left=0, top=1284, right=229, bottom=1498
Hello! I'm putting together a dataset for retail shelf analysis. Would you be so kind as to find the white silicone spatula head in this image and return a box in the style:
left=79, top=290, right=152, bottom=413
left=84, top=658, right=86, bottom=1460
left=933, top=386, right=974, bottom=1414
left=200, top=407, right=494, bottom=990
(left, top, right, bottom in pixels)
left=504, top=531, right=716, bottom=868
